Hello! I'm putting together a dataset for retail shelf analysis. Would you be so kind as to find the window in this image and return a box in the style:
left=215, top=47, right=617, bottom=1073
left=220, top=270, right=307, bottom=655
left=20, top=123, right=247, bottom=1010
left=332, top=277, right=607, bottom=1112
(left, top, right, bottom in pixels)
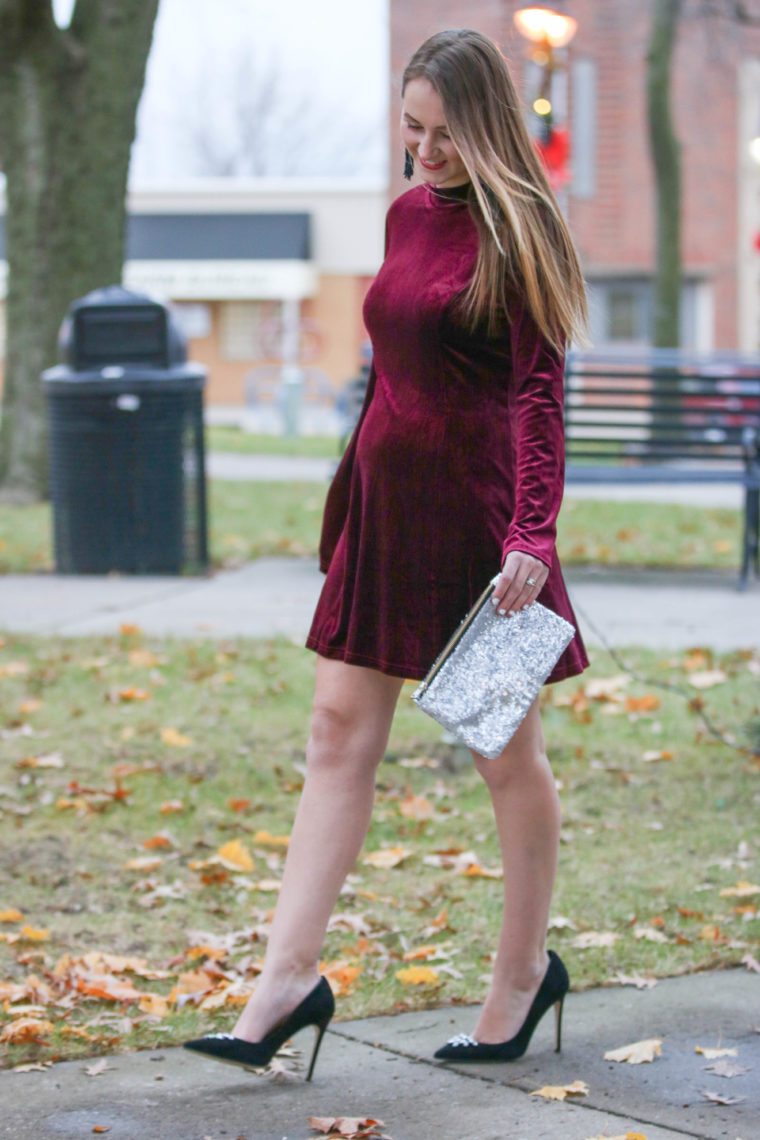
left=219, top=301, right=264, bottom=361
left=586, top=277, right=711, bottom=349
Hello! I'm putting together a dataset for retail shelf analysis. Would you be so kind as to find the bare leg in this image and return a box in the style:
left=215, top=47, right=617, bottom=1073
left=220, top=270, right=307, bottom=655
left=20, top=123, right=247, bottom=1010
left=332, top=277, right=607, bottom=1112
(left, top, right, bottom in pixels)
left=233, top=657, right=404, bottom=1042
left=470, top=700, right=562, bottom=1043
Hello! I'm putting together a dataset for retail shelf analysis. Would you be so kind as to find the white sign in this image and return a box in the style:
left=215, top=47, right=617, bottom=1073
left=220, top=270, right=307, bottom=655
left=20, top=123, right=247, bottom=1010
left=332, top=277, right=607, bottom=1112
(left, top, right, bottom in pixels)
left=123, top=259, right=317, bottom=301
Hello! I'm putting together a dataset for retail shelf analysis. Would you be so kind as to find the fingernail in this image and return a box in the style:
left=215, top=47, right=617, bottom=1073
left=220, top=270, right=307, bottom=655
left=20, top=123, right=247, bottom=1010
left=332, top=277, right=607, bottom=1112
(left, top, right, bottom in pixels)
left=498, top=608, right=506, bottom=616
left=490, top=597, right=499, bottom=607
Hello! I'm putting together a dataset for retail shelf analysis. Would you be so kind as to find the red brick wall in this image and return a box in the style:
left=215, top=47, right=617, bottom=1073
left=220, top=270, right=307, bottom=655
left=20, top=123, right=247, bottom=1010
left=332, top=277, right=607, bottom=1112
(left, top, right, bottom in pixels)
left=390, top=0, right=760, bottom=348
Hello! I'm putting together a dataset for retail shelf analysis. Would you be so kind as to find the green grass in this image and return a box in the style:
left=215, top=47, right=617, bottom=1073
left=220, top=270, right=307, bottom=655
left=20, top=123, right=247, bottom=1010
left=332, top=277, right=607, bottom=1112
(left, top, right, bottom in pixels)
left=0, top=631, right=758, bottom=1067
left=206, top=427, right=340, bottom=458
left=0, top=482, right=745, bottom=575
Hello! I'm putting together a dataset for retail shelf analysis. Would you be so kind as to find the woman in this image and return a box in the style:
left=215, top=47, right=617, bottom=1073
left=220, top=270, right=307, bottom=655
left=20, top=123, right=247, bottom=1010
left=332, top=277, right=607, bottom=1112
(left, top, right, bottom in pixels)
left=184, top=27, right=588, bottom=1080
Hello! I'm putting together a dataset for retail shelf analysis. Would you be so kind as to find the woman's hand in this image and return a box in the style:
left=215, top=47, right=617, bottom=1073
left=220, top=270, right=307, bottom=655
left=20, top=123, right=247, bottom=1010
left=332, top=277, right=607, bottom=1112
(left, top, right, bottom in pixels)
left=491, top=550, right=549, bottom=617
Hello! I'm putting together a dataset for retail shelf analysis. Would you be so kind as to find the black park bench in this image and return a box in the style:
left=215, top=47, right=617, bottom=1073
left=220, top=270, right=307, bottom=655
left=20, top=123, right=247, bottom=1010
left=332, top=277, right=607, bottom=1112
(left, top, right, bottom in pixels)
left=563, top=349, right=760, bottom=589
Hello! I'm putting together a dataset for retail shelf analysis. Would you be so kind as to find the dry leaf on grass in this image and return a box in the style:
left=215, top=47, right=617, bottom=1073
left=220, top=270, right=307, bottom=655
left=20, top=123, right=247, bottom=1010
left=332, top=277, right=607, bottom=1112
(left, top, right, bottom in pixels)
left=572, top=931, right=621, bottom=949
left=609, top=973, right=657, bottom=990
left=402, top=945, right=437, bottom=961
left=395, top=965, right=439, bottom=986
left=363, top=846, right=412, bottom=869
left=688, top=669, right=728, bottom=689
left=216, top=839, right=254, bottom=872
left=641, top=749, right=674, bottom=763
left=0, top=1017, right=54, bottom=1044
left=695, top=1046, right=738, bottom=1059
left=720, top=881, right=760, bottom=898
left=604, top=1038, right=662, bottom=1064
left=398, top=794, right=434, bottom=820
left=742, top=953, right=760, bottom=974
left=160, top=727, right=192, bottom=748
left=548, top=915, right=577, bottom=931
left=700, top=1089, right=746, bottom=1105
left=530, top=1079, right=589, bottom=1101
left=585, top=675, right=630, bottom=699
left=321, top=961, right=362, bottom=996
left=0, top=908, right=24, bottom=922
left=633, top=925, right=669, bottom=944
left=252, top=829, right=290, bottom=847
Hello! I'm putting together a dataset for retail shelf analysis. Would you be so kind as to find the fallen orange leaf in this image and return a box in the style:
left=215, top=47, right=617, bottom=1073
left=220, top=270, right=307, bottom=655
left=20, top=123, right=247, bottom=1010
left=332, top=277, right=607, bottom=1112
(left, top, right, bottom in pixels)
left=159, top=800, right=184, bottom=815
left=720, top=881, right=760, bottom=898
left=252, top=829, right=290, bottom=847
left=321, top=961, right=363, bottom=996
left=402, top=945, right=437, bottom=961
left=18, top=699, right=43, bottom=715
left=19, top=925, right=50, bottom=942
left=227, top=797, right=251, bottom=812
left=0, top=1016, right=54, bottom=1044
left=124, top=856, right=163, bottom=872
left=216, top=838, right=254, bottom=872
left=160, top=727, right=192, bottom=748
left=363, top=846, right=412, bottom=869
left=395, top=965, right=439, bottom=986
left=461, top=863, right=503, bottom=879
left=138, top=994, right=170, bottom=1017
left=0, top=908, right=24, bottom=922
left=142, top=836, right=173, bottom=850
left=398, top=794, right=434, bottom=820
left=626, top=694, right=660, bottom=712
left=118, top=687, right=150, bottom=701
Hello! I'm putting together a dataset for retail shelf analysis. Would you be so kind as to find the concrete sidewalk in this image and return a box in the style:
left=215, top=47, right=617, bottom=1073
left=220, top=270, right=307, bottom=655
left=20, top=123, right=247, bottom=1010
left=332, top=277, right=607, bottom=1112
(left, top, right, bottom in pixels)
left=0, top=558, right=757, bottom=650
left=1, top=969, right=757, bottom=1140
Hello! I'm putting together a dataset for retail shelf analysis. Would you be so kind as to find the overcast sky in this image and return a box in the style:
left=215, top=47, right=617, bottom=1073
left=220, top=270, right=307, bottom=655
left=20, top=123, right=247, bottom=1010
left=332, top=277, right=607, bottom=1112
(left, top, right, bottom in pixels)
left=53, top=0, right=389, bottom=182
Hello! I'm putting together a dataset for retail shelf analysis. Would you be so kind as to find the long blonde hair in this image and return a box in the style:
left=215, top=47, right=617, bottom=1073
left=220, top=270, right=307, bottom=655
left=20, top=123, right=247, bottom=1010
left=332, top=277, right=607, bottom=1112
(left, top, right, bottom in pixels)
left=402, top=29, right=588, bottom=350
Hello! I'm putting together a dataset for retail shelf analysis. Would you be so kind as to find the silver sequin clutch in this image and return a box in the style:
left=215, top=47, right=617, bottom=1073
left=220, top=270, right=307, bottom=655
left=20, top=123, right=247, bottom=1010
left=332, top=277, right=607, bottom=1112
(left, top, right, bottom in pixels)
left=412, top=580, right=575, bottom=759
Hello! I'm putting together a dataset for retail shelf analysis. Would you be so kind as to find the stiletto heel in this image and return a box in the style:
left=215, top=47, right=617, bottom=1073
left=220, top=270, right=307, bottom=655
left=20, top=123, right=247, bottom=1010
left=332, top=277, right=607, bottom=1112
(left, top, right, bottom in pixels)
left=434, top=950, right=569, bottom=1063
left=554, top=994, right=564, bottom=1052
left=183, top=976, right=335, bottom=1079
left=306, top=1017, right=331, bottom=1082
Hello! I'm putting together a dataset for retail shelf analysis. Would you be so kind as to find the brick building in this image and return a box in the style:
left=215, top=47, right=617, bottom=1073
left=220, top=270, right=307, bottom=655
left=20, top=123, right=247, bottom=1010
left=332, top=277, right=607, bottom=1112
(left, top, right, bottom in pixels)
left=390, top=0, right=760, bottom=351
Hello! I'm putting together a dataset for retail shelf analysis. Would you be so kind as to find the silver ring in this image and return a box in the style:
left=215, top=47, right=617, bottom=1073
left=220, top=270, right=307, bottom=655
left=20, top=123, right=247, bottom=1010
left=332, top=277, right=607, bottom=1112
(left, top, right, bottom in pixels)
left=526, top=577, right=537, bottom=587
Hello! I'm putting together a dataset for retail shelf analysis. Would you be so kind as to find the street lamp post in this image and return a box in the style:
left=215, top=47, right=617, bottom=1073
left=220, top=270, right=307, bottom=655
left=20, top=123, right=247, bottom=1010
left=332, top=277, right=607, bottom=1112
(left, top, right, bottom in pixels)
left=514, top=6, right=578, bottom=191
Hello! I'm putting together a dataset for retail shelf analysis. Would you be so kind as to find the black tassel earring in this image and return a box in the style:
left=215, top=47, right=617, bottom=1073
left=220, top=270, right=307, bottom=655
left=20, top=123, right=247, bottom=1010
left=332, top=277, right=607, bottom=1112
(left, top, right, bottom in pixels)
left=403, top=148, right=414, bottom=181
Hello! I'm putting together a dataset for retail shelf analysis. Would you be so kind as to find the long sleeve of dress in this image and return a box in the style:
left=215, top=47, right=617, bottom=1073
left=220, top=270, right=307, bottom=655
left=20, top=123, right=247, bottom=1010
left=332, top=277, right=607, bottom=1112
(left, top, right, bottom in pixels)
left=501, top=305, right=566, bottom=570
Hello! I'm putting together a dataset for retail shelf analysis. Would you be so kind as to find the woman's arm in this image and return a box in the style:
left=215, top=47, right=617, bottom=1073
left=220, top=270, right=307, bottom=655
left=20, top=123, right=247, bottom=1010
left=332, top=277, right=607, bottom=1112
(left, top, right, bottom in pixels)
left=492, top=304, right=566, bottom=615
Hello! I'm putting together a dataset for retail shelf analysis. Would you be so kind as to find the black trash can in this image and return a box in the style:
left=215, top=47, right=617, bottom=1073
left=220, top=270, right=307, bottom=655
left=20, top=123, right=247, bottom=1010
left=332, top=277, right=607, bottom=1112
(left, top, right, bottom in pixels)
left=42, top=285, right=208, bottom=575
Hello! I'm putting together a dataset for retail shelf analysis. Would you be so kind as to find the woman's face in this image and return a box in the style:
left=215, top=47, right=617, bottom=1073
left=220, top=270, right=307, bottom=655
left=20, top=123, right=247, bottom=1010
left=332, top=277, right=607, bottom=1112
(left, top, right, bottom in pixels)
left=401, top=77, right=469, bottom=188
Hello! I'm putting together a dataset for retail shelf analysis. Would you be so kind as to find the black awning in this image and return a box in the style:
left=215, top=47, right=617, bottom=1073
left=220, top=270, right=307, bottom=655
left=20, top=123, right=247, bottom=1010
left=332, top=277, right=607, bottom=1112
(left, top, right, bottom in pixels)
left=0, top=212, right=311, bottom=262
left=126, top=213, right=311, bottom=260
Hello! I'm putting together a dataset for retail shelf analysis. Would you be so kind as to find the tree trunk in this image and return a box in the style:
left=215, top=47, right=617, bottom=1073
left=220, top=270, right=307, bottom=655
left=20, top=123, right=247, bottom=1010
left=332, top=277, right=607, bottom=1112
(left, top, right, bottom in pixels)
left=0, top=0, right=159, bottom=501
left=647, top=0, right=682, bottom=348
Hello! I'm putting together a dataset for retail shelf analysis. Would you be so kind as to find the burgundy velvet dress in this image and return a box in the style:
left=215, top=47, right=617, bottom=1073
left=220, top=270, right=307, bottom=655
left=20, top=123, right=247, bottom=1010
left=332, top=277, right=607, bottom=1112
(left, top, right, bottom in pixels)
left=306, top=182, right=587, bottom=685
